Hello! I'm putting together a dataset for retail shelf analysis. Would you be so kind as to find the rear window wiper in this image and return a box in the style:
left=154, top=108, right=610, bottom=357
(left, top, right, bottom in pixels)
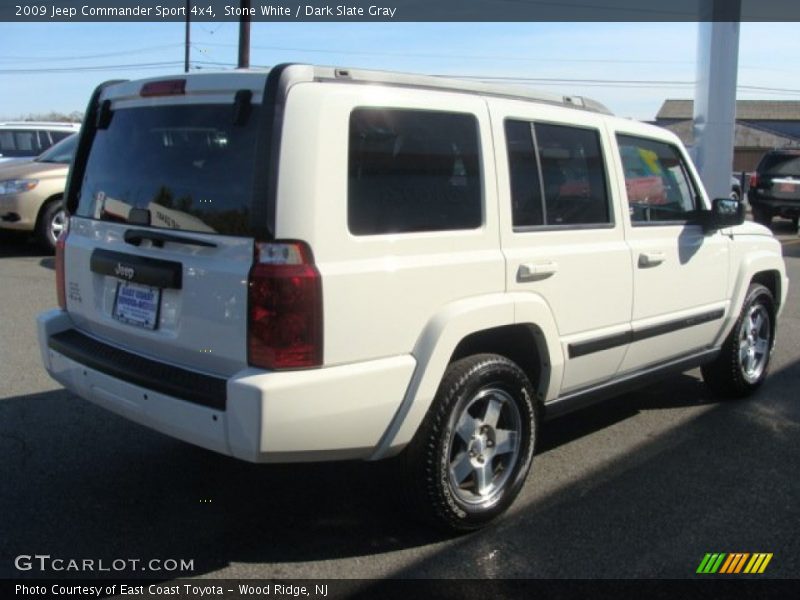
left=233, top=89, right=252, bottom=126
left=124, top=229, right=217, bottom=248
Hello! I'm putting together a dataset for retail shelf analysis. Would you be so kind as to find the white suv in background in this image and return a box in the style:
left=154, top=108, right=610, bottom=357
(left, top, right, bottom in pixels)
left=37, top=65, right=788, bottom=531
left=0, top=122, right=80, bottom=164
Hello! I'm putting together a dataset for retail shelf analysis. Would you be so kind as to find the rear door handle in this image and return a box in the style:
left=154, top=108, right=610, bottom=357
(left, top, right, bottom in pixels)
left=517, top=261, right=558, bottom=282
left=639, top=252, right=665, bottom=267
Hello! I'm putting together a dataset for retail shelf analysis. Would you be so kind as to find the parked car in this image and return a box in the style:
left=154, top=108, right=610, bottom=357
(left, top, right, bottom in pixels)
left=0, top=122, right=80, bottom=164
left=37, top=66, right=788, bottom=531
left=748, top=149, right=800, bottom=230
left=0, top=133, right=77, bottom=249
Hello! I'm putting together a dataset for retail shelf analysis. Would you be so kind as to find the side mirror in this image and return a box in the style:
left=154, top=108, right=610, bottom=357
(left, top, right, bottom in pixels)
left=702, top=198, right=745, bottom=232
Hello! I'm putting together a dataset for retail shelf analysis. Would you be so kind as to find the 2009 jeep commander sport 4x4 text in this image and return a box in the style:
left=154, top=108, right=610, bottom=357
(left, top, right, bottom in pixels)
left=38, top=65, right=788, bottom=531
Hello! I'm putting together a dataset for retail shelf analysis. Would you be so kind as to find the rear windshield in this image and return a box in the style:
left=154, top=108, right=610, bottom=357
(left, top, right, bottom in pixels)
left=75, top=104, right=261, bottom=236
left=759, top=152, right=800, bottom=177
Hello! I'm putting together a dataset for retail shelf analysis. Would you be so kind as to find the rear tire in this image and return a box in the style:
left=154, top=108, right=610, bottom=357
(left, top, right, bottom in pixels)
left=37, top=199, right=66, bottom=252
left=402, top=354, right=537, bottom=532
left=702, top=283, right=775, bottom=398
left=791, top=215, right=799, bottom=232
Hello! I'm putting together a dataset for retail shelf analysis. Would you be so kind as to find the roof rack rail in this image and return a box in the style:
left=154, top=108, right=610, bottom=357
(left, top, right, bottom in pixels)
left=307, top=65, right=613, bottom=115
left=0, top=121, right=81, bottom=127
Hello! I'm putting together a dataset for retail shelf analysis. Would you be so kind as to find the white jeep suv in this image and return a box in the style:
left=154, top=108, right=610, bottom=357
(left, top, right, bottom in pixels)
left=37, top=65, right=788, bottom=531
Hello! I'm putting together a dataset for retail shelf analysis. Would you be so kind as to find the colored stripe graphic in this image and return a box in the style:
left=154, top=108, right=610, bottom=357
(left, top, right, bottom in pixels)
left=699, top=553, right=773, bottom=574
left=744, top=553, right=773, bottom=574
left=697, top=554, right=713, bottom=573
left=719, top=554, right=735, bottom=573
left=720, top=553, right=749, bottom=574
left=697, top=553, right=727, bottom=573
left=733, top=553, right=750, bottom=573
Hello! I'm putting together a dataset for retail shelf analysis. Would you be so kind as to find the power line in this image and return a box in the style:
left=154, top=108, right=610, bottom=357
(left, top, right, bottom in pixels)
left=451, top=75, right=695, bottom=85
left=0, top=44, right=184, bottom=63
left=1, top=59, right=798, bottom=98
left=198, top=41, right=698, bottom=65
left=0, top=40, right=790, bottom=77
left=189, top=41, right=793, bottom=75
left=0, top=61, right=183, bottom=74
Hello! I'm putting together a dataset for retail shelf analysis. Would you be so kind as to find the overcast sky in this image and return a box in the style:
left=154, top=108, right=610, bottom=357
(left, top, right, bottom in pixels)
left=1, top=21, right=798, bottom=120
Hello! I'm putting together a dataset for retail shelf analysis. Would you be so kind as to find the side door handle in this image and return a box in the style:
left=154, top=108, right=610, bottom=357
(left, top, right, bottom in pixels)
left=638, top=251, right=665, bottom=268
left=517, top=261, right=559, bottom=282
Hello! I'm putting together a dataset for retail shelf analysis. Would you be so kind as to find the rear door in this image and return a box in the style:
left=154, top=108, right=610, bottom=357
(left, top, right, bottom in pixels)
left=64, top=75, right=267, bottom=378
left=491, top=100, right=633, bottom=394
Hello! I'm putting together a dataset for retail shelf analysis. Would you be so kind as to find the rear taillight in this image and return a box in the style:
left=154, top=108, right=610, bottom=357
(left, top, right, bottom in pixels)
left=247, top=241, right=323, bottom=370
left=750, top=173, right=759, bottom=188
left=55, top=222, right=69, bottom=310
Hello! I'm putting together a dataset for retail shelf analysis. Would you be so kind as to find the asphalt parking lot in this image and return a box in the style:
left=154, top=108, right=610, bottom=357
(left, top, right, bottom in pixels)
left=1, top=223, right=798, bottom=580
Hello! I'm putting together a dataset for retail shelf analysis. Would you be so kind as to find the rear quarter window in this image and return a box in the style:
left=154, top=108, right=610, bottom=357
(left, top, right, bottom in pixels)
left=348, top=108, right=482, bottom=235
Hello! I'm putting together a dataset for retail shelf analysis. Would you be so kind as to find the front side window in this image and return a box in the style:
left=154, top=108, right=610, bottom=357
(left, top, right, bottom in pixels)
left=348, top=108, right=482, bottom=235
left=617, top=135, right=698, bottom=224
left=505, top=120, right=610, bottom=228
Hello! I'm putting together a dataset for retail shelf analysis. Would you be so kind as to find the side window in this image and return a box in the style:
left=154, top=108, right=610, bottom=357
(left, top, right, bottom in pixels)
left=15, top=130, right=38, bottom=153
left=505, top=120, right=544, bottom=227
left=505, top=119, right=610, bottom=228
left=0, top=132, right=13, bottom=153
left=348, top=108, right=482, bottom=235
left=50, top=130, right=73, bottom=144
left=616, top=135, right=698, bottom=224
left=38, top=130, right=53, bottom=150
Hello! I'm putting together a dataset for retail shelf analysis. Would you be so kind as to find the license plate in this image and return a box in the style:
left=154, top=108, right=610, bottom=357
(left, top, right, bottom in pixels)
left=779, top=182, right=796, bottom=193
left=113, top=281, right=161, bottom=330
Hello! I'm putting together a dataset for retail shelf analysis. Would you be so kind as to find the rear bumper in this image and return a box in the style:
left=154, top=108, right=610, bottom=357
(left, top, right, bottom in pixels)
left=37, top=309, right=415, bottom=463
left=748, top=195, right=800, bottom=216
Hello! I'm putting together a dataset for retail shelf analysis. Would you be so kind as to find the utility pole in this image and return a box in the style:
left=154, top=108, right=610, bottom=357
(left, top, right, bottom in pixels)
left=184, top=0, right=190, bottom=73
left=238, top=0, right=251, bottom=68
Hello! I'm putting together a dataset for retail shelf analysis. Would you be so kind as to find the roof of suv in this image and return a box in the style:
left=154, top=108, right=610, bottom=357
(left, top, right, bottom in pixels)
left=109, top=64, right=614, bottom=116
left=0, top=122, right=81, bottom=129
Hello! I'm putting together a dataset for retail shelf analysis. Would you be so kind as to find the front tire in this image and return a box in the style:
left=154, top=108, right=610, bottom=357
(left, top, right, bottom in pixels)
left=37, top=199, right=66, bottom=252
left=403, top=354, right=537, bottom=532
left=702, top=283, right=775, bottom=398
